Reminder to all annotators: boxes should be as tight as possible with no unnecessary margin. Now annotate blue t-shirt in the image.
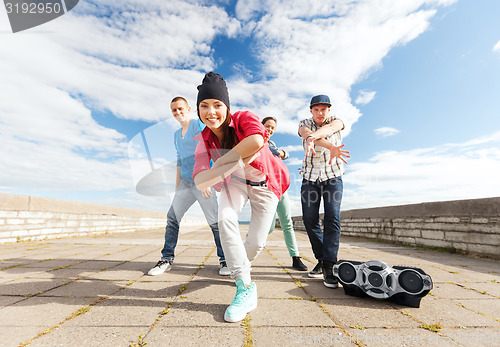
[174,119,205,183]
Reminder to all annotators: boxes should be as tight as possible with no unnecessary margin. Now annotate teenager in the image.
[298,94,350,288]
[262,116,307,271]
[148,97,230,276]
[193,72,290,322]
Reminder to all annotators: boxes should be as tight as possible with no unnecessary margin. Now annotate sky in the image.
[1,0,500,219]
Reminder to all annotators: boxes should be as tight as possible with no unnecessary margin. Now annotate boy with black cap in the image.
[298,95,350,288]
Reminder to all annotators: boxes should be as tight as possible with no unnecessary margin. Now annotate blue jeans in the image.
[300,177,343,263]
[161,179,225,263]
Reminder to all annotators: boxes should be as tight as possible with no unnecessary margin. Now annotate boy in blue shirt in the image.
[148,97,229,276]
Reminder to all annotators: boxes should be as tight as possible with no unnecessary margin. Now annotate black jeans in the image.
[300,177,343,263]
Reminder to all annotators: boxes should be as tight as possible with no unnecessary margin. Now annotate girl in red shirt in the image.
[193,72,290,323]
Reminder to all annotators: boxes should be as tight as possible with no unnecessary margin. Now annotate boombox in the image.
[333,260,433,308]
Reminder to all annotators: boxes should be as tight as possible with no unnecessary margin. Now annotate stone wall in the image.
[0,193,173,243]
[291,197,500,259]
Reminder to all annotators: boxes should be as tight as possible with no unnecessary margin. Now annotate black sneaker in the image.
[308,261,323,278]
[292,256,308,271]
[322,261,338,288]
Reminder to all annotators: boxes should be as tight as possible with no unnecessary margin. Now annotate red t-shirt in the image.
[193,110,290,199]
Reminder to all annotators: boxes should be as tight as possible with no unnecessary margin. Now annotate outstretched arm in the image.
[193,152,260,191]
[212,134,264,168]
[194,134,264,190]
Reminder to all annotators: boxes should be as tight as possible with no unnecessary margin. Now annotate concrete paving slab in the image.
[464,281,500,297]
[41,267,99,280]
[0,296,97,338]
[1,226,499,346]
[401,296,498,327]
[451,298,500,321]
[42,279,127,298]
[257,278,310,299]
[180,278,237,304]
[250,298,336,327]
[113,280,186,299]
[0,277,69,296]
[345,327,439,346]
[0,277,14,285]
[155,299,228,327]
[64,297,166,327]
[0,258,40,268]
[253,327,357,346]
[68,259,124,270]
[19,258,82,270]
[29,326,147,347]
[0,267,48,278]
[145,326,245,347]
[321,297,419,328]
[300,279,350,300]
[112,259,161,272]
[439,327,500,347]
[0,295,25,307]
[139,268,198,282]
[87,269,145,281]
[431,282,493,299]
[0,326,48,347]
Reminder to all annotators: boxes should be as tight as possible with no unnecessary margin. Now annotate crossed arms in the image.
[193,134,264,191]
[298,119,350,164]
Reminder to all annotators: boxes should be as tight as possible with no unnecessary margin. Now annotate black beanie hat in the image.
[196,72,230,111]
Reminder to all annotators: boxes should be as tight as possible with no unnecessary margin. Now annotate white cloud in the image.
[355,90,376,105]
[0,0,458,212]
[284,157,303,166]
[280,145,304,153]
[0,1,237,210]
[493,40,500,54]
[374,127,400,137]
[342,131,500,210]
[229,0,454,136]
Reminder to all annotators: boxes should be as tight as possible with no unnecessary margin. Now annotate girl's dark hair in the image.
[261,116,277,125]
[198,108,238,149]
[219,110,238,149]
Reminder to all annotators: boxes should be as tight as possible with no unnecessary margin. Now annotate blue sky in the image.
[1,0,499,218]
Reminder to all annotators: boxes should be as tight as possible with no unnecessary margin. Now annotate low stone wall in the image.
[291,197,500,259]
[0,193,172,243]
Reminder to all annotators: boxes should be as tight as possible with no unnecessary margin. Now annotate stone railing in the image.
[290,197,500,259]
[1,193,175,243]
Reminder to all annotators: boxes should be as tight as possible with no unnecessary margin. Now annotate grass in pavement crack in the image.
[129,334,148,347]
[242,315,254,347]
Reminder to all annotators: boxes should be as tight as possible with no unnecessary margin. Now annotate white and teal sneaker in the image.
[224,279,257,323]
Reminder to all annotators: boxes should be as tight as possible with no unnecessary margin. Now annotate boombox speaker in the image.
[333,260,433,308]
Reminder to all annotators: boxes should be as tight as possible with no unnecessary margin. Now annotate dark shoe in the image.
[308,261,323,278]
[322,261,338,288]
[292,256,308,271]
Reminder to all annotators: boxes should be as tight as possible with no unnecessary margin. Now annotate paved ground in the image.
[0,225,499,347]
